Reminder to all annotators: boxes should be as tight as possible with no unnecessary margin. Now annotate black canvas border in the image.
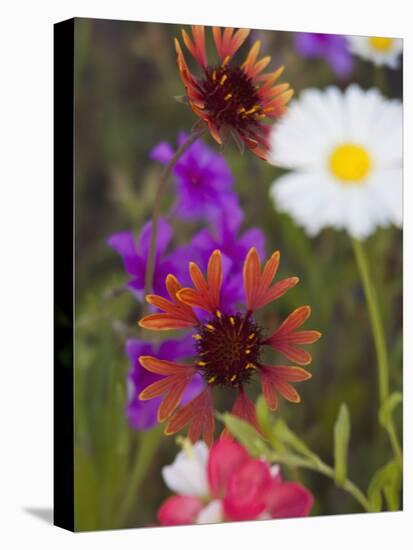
[53,17,75,532]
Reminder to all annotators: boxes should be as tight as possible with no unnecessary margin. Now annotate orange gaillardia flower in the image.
[138,248,320,445]
[175,26,293,160]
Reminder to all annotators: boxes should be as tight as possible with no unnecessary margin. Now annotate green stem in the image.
[269,452,371,512]
[374,65,387,95]
[352,239,402,466]
[117,426,163,527]
[143,127,206,310]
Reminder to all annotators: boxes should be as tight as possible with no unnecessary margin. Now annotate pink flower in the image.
[158,438,313,526]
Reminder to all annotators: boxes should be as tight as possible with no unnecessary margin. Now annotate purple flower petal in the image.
[150,141,174,164]
[151,132,235,226]
[294,32,353,79]
[107,231,143,276]
[158,334,196,360]
[326,47,353,78]
[190,212,266,311]
[108,217,185,300]
[138,217,172,259]
[239,227,266,260]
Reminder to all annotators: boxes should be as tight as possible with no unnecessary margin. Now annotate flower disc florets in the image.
[194,311,264,387]
[201,65,263,131]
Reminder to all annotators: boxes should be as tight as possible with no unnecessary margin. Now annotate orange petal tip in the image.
[158,409,168,423]
[138,390,150,401]
[138,355,151,367]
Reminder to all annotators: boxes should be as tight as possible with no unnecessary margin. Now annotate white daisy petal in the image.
[270,88,345,170]
[370,168,403,227]
[162,441,209,497]
[369,101,403,165]
[270,172,343,236]
[268,86,402,240]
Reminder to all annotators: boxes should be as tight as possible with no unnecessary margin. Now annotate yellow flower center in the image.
[329,143,371,183]
[368,36,394,52]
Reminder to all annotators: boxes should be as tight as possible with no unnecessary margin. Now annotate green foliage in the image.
[368,460,402,512]
[274,419,323,469]
[218,413,268,456]
[379,392,402,428]
[334,404,351,487]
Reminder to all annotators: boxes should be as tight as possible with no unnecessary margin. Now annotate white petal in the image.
[162,441,209,497]
[369,101,403,165]
[196,500,223,524]
[369,168,403,227]
[269,87,345,170]
[270,171,345,236]
[340,185,379,239]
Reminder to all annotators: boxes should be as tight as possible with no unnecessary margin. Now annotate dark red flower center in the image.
[194,311,263,387]
[199,64,264,130]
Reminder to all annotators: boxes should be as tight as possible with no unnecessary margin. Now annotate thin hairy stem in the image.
[143,128,206,309]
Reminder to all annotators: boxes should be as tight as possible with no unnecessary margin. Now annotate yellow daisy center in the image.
[329,143,371,183]
[368,36,394,52]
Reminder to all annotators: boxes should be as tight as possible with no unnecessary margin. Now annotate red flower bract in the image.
[138,247,321,445]
[158,438,314,525]
[175,26,293,160]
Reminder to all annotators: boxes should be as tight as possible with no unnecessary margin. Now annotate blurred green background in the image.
[73,18,402,531]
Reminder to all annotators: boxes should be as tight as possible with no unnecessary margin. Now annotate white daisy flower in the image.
[347,35,403,68]
[269,85,402,240]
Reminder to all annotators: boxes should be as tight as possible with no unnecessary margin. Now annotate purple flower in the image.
[108,218,190,300]
[125,336,204,430]
[294,33,353,78]
[190,208,266,311]
[150,132,240,228]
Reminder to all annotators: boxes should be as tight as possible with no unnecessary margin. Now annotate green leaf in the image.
[334,403,351,487]
[255,395,272,436]
[219,413,269,456]
[368,460,401,512]
[378,392,402,428]
[273,419,322,467]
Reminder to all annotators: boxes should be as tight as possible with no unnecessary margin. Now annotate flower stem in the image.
[375,65,386,95]
[352,239,402,466]
[143,127,206,306]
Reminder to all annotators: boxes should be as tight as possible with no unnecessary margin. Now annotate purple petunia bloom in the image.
[190,208,266,311]
[294,32,353,79]
[125,336,204,430]
[107,218,190,300]
[150,132,240,228]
